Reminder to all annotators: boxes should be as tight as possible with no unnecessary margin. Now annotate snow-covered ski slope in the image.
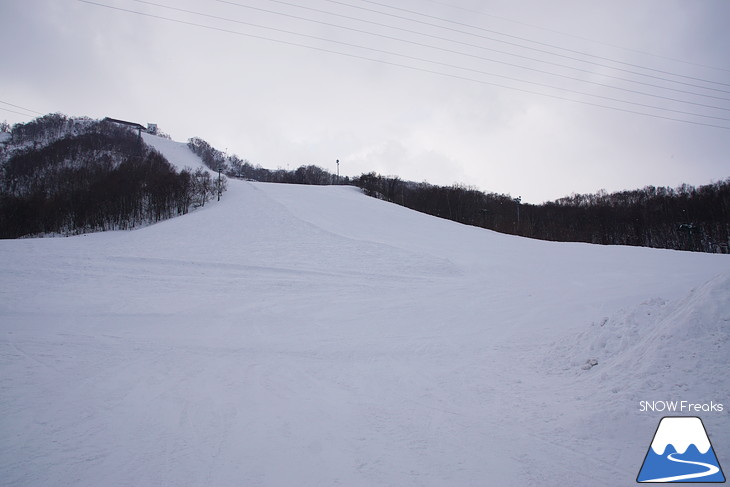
[1,135,728,486]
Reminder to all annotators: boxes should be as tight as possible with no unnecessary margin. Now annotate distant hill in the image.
[0,114,220,238]
[3,113,727,252]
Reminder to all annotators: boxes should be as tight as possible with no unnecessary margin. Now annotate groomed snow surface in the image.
[1,136,728,486]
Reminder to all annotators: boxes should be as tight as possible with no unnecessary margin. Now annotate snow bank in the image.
[550,272,729,402]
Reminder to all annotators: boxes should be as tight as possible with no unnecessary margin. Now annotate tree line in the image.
[0,115,220,238]
[9,115,721,251]
[187,136,346,186]
[352,172,730,253]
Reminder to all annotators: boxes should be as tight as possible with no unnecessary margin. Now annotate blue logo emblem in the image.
[637,416,725,483]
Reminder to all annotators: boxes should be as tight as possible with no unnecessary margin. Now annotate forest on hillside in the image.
[352,173,730,253]
[2,115,727,252]
[0,114,220,238]
[187,137,345,186]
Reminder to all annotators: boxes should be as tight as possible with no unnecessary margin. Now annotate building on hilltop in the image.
[103,117,146,132]
[103,117,157,144]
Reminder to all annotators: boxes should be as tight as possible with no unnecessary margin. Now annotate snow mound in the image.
[551,272,730,402]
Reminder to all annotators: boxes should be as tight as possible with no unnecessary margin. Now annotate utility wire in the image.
[247,0,730,102]
[420,0,730,74]
[348,0,730,88]
[120,0,730,122]
[0,107,36,118]
[320,0,730,94]
[208,0,730,109]
[0,100,44,115]
[77,0,730,130]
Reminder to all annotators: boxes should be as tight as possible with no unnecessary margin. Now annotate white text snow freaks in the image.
[639,401,723,413]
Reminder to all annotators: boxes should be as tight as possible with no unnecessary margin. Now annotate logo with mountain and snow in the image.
[637,417,725,483]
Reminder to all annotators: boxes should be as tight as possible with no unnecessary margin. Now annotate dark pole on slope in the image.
[219,149,227,201]
[217,165,222,202]
[336,159,340,184]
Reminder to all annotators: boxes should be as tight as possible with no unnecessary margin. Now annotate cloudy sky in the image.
[2,0,729,202]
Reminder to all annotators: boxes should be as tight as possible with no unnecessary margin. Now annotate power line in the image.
[249,0,730,102]
[118,0,730,122]
[348,0,730,88]
[0,107,36,118]
[0,100,44,116]
[77,0,730,129]
[320,0,730,95]
[420,0,730,74]
[206,0,730,110]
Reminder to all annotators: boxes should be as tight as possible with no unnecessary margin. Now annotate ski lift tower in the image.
[336,159,340,184]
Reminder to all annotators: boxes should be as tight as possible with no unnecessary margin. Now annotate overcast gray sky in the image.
[2,0,729,202]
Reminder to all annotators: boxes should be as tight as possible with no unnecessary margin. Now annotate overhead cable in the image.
[419,0,730,74]
[343,0,730,88]
[208,0,730,106]
[77,0,730,130]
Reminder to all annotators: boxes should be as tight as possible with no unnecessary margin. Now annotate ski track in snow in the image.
[1,136,729,486]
